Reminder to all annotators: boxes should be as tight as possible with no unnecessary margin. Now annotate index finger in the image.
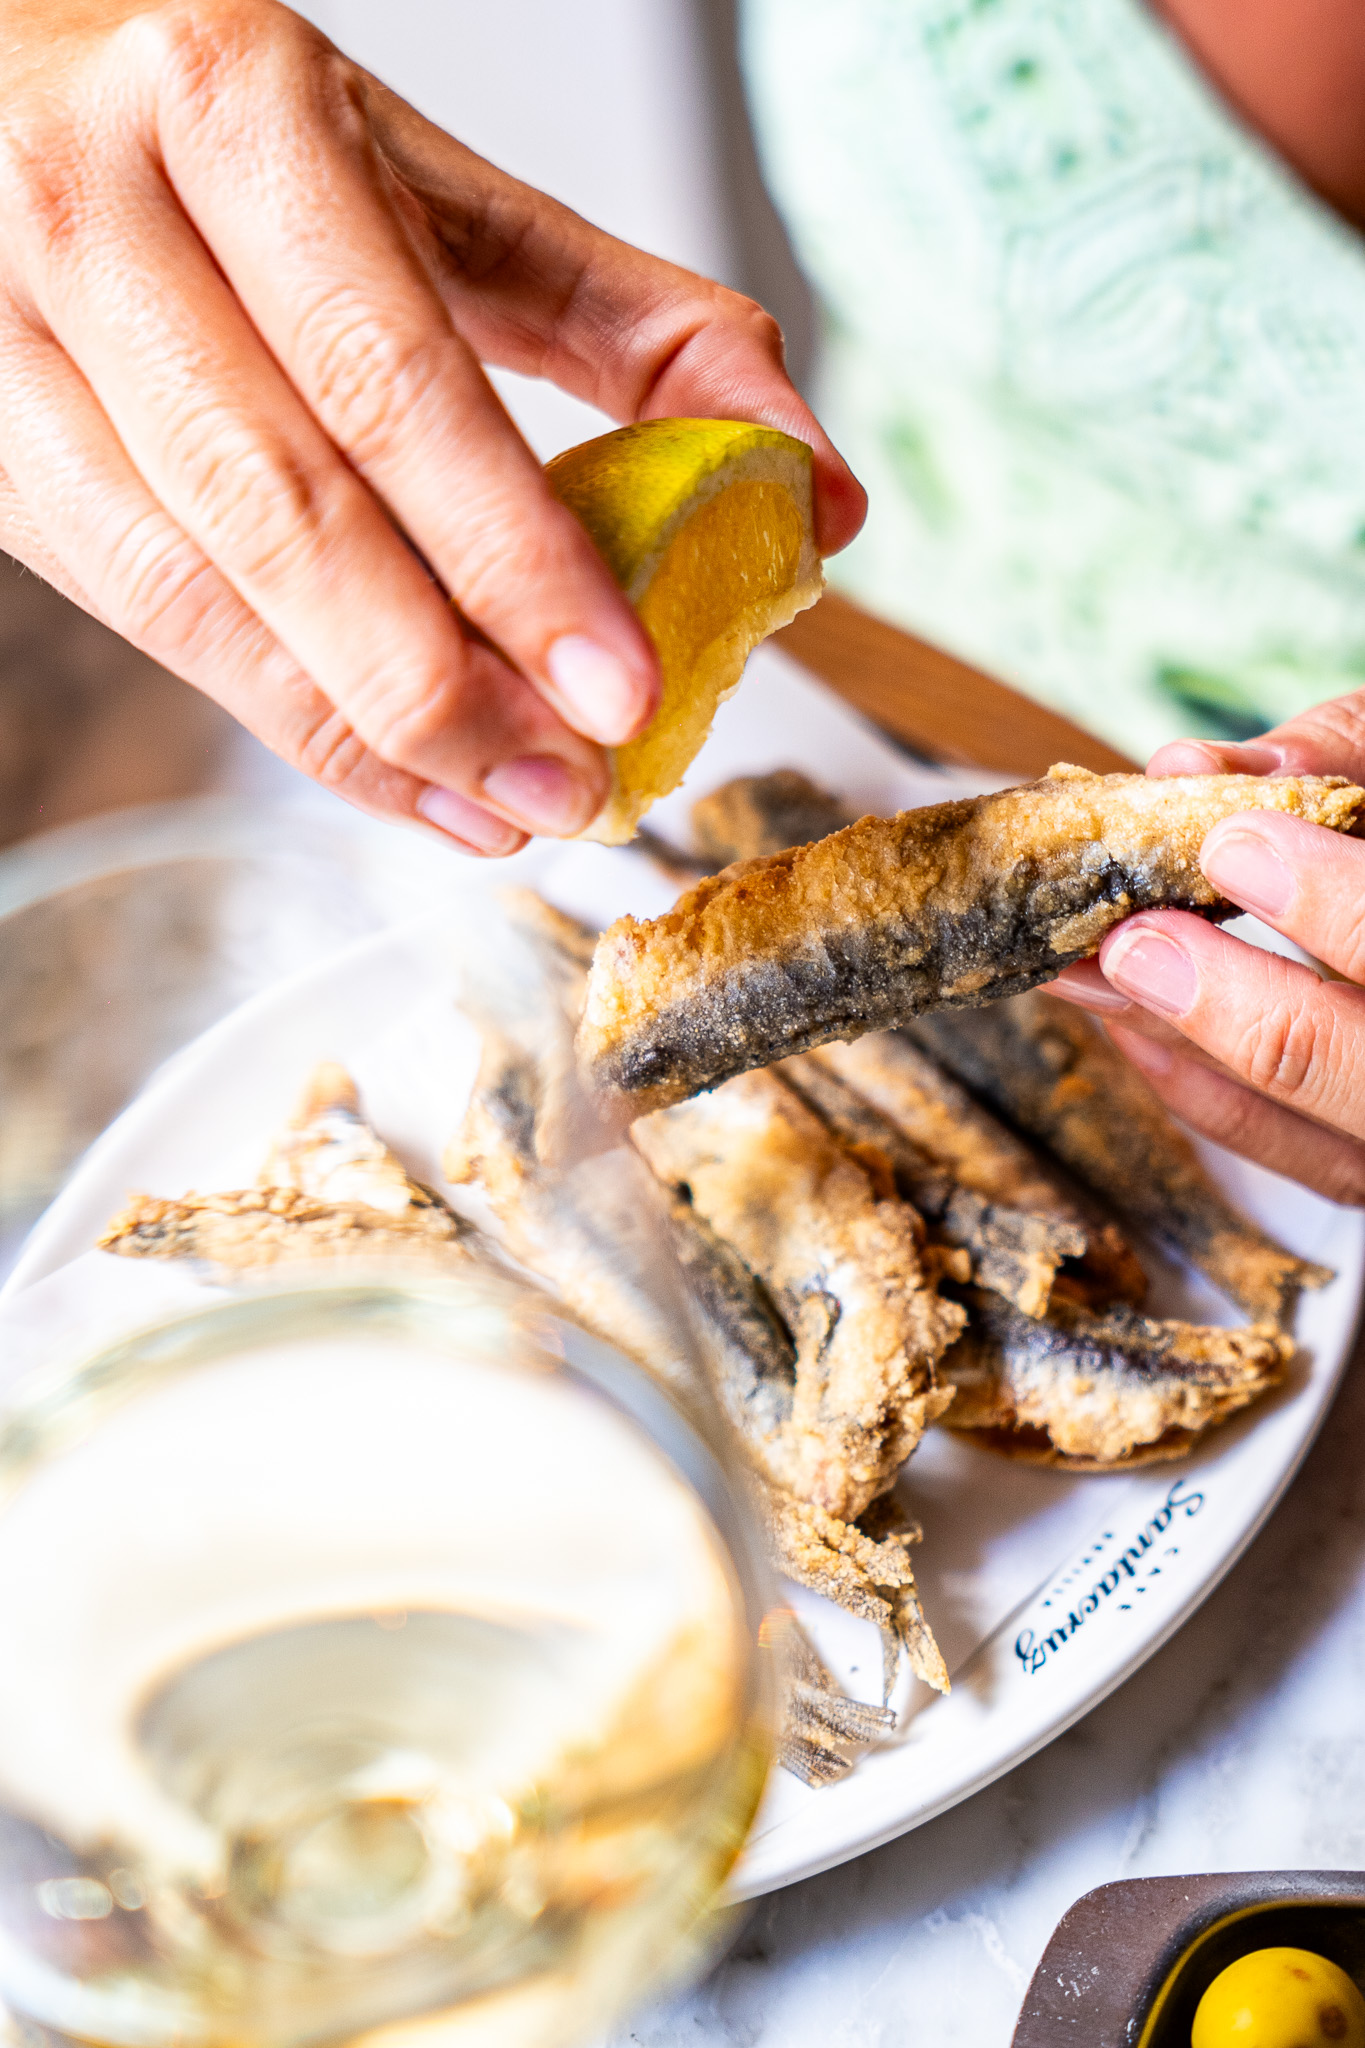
[1098,909,1365,1143]
[358,74,867,556]
[1147,688,1365,785]
[146,13,661,749]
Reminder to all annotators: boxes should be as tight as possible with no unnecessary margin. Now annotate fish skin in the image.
[909,992,1332,1325]
[447,1009,940,1759]
[632,1068,964,1521]
[579,766,1365,1113]
[797,1032,1146,1309]
[659,1186,796,1447]
[778,1049,1086,1319]
[943,1287,1293,1467]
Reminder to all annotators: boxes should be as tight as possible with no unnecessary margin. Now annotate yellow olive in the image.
[1191,1946,1365,2047]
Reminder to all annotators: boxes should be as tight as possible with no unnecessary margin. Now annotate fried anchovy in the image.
[778,1050,1086,1318]
[943,1287,1293,1468]
[633,1068,963,1520]
[100,1064,475,1274]
[692,768,854,866]
[579,765,1365,1113]
[909,992,1332,1324]
[807,1031,1146,1310]
[446,1020,928,1762]
[98,1185,472,1271]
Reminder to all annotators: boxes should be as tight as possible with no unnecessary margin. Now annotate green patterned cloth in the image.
[742,0,1365,757]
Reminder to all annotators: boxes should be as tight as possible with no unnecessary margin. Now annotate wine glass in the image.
[0,1266,775,2048]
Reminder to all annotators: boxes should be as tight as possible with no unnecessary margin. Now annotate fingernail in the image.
[416,784,525,855]
[483,754,600,836]
[546,635,653,745]
[1050,965,1133,1014]
[1103,929,1198,1017]
[1202,827,1295,917]
[1216,742,1284,775]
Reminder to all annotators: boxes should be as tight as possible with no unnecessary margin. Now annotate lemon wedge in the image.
[546,418,823,844]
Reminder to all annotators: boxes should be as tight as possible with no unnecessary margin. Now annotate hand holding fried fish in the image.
[580,764,1364,1114]
[1049,701,1365,1208]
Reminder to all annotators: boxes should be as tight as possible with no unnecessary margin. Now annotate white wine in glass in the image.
[0,1271,774,2048]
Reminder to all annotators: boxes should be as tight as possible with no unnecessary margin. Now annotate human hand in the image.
[1050,696,1365,1204]
[0,0,864,854]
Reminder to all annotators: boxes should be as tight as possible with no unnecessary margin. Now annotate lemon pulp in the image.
[546,419,822,844]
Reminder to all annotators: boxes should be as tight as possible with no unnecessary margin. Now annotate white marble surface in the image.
[614,1317,1365,2047]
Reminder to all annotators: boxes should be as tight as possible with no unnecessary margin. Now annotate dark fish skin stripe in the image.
[956,1287,1284,1387]
[909,993,1330,1323]
[659,1188,796,1443]
[594,876,1234,1102]
[778,1052,1087,1317]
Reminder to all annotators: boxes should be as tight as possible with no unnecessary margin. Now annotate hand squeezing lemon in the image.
[546,418,823,844]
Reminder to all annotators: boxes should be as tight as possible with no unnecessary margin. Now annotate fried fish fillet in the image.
[804,1031,1146,1308]
[632,1069,964,1520]
[692,768,853,866]
[446,1015,945,1742]
[98,1185,471,1270]
[100,1064,475,1273]
[656,1166,949,1694]
[943,1287,1293,1468]
[909,993,1332,1324]
[777,1050,1087,1318]
[579,765,1365,1112]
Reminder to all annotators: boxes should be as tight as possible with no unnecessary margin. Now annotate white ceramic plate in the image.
[5,647,1362,1899]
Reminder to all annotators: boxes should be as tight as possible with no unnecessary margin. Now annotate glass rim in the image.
[0,1261,777,1678]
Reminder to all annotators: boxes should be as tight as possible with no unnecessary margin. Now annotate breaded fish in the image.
[657,1157,948,1694]
[446,1017,944,1742]
[808,1032,1146,1309]
[909,993,1332,1324]
[767,1489,948,1696]
[579,765,1365,1113]
[692,768,854,866]
[943,1287,1293,1468]
[631,1069,964,1520]
[98,1185,471,1270]
[100,1064,475,1273]
[777,1049,1087,1318]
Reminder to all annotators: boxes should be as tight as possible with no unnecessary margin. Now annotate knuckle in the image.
[1239,994,1326,1099]
[297,705,371,791]
[104,509,223,650]
[122,0,326,119]
[166,404,337,584]
[296,301,449,464]
[1321,900,1365,986]
[342,651,461,768]
[0,120,97,262]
